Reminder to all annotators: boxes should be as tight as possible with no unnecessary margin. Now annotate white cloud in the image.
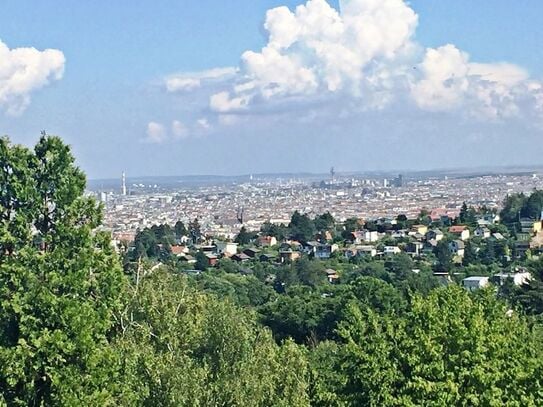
[144,118,213,143]
[211,0,418,111]
[0,39,65,115]
[145,121,167,144]
[210,91,250,113]
[197,118,211,130]
[199,0,542,124]
[165,67,237,92]
[410,44,470,111]
[410,44,533,119]
[171,120,189,139]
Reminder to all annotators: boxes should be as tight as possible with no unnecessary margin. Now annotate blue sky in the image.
[1,0,542,179]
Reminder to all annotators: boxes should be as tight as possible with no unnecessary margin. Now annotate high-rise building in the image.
[121,172,127,196]
[394,174,404,188]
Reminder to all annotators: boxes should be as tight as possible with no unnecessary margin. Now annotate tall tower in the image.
[121,172,127,196]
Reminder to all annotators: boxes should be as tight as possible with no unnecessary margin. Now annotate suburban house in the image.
[231,253,251,263]
[429,208,459,223]
[357,245,378,258]
[462,276,490,291]
[314,243,339,259]
[177,235,191,245]
[242,248,261,258]
[474,227,491,239]
[515,238,531,259]
[411,225,428,235]
[303,241,321,255]
[199,245,216,254]
[215,241,238,256]
[206,254,218,267]
[257,236,277,247]
[259,253,276,262]
[287,241,303,251]
[345,245,377,258]
[351,230,380,243]
[423,239,438,254]
[170,245,189,257]
[449,225,470,241]
[317,231,334,241]
[383,246,401,256]
[491,271,532,287]
[324,269,340,284]
[520,219,542,235]
[425,229,444,242]
[178,254,196,264]
[390,230,408,239]
[449,240,465,257]
[406,241,424,256]
[476,213,500,226]
[279,249,301,263]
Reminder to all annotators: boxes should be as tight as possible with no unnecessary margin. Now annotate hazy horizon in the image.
[87,163,543,185]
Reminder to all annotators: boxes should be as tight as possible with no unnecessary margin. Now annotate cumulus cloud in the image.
[0,39,65,115]
[165,67,237,92]
[209,91,250,113]
[171,120,189,139]
[199,0,542,124]
[196,118,211,130]
[144,118,212,143]
[210,0,418,112]
[145,122,167,143]
[410,44,532,119]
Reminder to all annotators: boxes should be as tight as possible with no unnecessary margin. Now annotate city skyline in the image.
[1,0,543,179]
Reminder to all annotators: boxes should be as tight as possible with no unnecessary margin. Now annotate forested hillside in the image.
[2,136,543,406]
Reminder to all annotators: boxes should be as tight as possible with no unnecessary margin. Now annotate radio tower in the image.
[121,172,127,196]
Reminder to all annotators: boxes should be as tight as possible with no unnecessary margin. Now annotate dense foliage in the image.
[0,136,125,405]
[3,136,543,405]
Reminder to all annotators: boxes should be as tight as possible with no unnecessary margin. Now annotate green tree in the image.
[482,239,497,265]
[462,239,478,266]
[195,251,209,271]
[335,286,543,405]
[133,228,159,258]
[174,220,187,240]
[459,202,477,226]
[342,217,361,240]
[289,211,316,242]
[234,226,256,245]
[416,209,431,225]
[349,276,406,314]
[500,193,526,231]
[259,285,352,344]
[314,212,335,233]
[117,271,310,406]
[188,217,201,243]
[0,135,126,405]
[434,240,452,271]
[394,214,408,230]
[260,221,287,241]
[295,257,326,287]
[384,253,414,280]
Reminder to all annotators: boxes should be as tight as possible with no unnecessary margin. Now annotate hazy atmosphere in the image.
[1,0,543,178]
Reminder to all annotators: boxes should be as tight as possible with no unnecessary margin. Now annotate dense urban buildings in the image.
[92,171,543,242]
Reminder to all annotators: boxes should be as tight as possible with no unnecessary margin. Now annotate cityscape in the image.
[93,169,543,244]
[3,0,543,404]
